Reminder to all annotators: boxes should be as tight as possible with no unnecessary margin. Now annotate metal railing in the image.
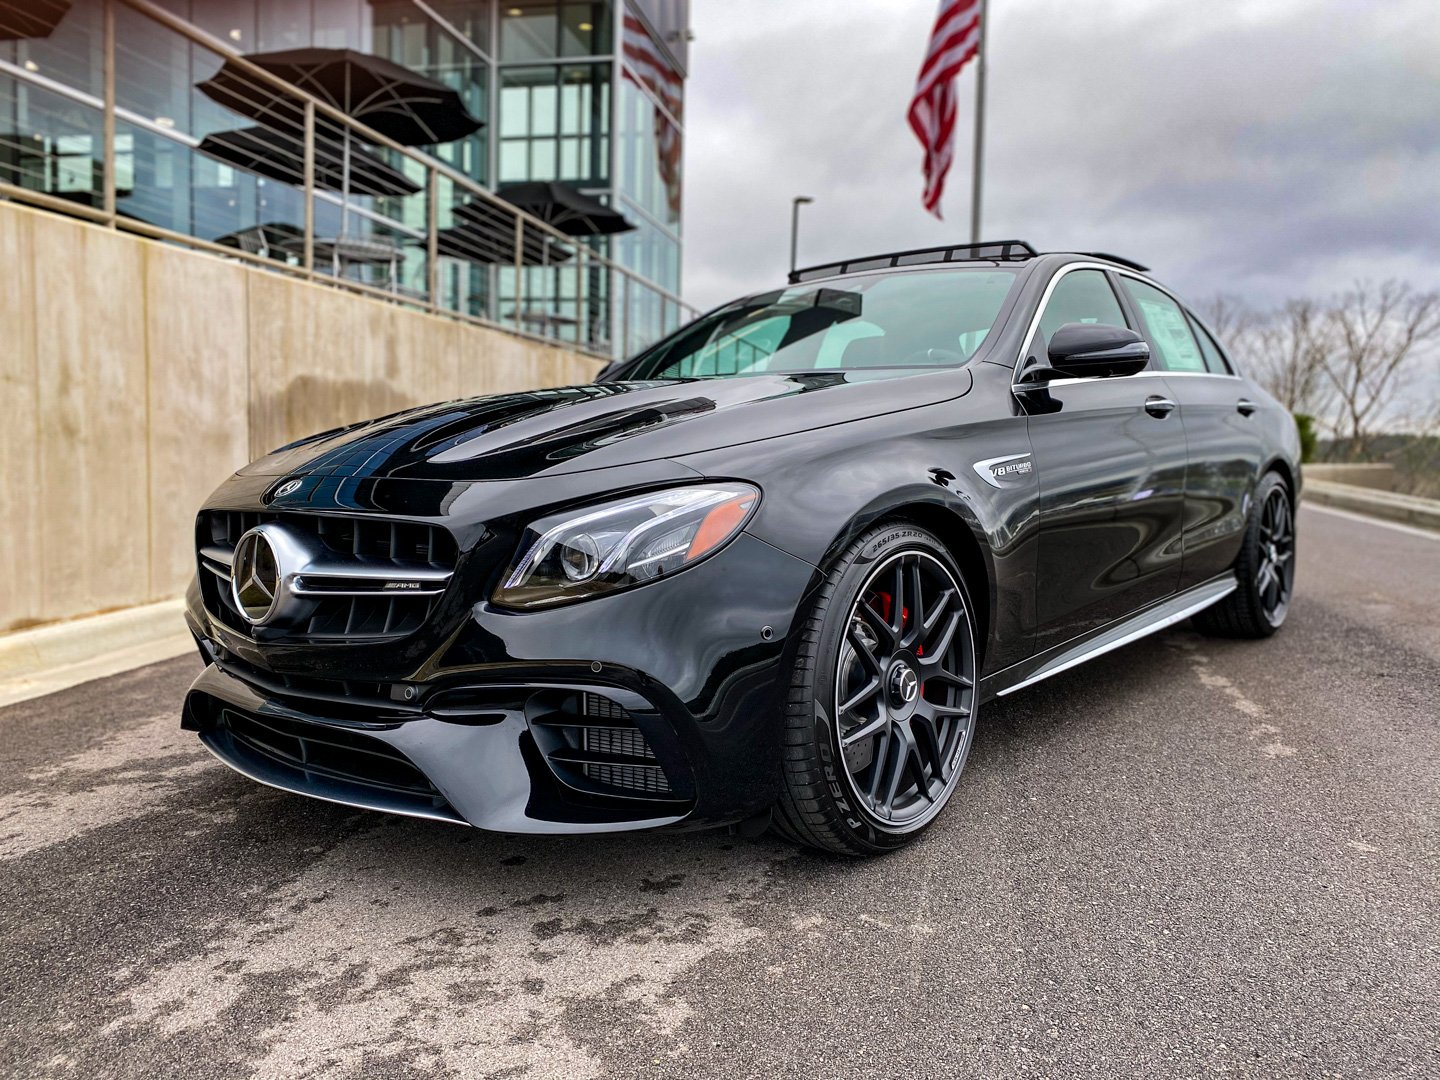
[0,0,696,360]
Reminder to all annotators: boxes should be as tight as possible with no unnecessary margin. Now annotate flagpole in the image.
[969,0,988,244]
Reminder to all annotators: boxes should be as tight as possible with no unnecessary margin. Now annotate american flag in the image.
[908,0,983,218]
[623,14,685,220]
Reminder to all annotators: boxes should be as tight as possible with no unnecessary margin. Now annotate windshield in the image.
[616,268,1018,380]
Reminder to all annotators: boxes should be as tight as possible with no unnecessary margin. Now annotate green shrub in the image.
[1294,413,1318,463]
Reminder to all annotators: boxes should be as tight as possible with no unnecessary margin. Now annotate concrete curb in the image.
[0,600,192,709]
[1302,480,1440,531]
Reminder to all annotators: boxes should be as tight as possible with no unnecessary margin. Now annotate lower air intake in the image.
[581,760,673,795]
[529,690,680,802]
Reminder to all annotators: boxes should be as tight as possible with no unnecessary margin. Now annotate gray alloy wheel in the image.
[1194,471,1296,639]
[1254,483,1296,627]
[773,523,979,855]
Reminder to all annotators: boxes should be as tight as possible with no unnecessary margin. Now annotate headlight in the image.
[494,483,760,609]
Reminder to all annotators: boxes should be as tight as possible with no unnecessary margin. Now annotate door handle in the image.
[1144,395,1177,418]
[1237,398,1258,416]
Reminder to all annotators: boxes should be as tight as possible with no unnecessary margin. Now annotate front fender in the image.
[674,382,1038,677]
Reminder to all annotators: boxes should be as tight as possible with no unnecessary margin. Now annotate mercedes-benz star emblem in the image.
[231,528,282,624]
[273,478,304,499]
[892,664,919,704]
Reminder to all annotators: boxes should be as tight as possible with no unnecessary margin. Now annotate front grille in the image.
[197,510,457,642]
[529,690,679,802]
[218,708,452,812]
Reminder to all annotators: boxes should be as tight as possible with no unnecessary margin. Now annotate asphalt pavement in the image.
[1,504,1436,1079]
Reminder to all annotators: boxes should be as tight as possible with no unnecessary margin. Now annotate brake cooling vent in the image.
[582,723,653,760]
[580,760,673,795]
[528,691,681,802]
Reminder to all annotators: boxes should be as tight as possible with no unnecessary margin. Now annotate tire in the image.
[772,523,980,856]
[1193,471,1296,639]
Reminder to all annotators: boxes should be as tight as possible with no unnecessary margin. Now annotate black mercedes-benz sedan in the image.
[182,240,1300,855]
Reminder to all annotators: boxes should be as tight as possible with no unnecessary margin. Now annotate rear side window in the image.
[1037,270,1128,345]
[1119,278,1206,372]
[1187,315,1234,374]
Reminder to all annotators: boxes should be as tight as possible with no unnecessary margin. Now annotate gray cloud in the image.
[681,0,1440,313]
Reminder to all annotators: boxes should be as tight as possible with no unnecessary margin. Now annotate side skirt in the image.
[980,574,1238,701]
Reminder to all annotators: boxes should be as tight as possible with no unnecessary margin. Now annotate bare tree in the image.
[1250,300,1335,418]
[1197,293,1257,343]
[1205,295,1333,419]
[1320,281,1440,456]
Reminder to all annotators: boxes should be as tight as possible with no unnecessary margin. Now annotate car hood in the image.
[238,368,973,482]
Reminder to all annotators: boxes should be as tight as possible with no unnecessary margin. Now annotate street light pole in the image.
[790,196,814,278]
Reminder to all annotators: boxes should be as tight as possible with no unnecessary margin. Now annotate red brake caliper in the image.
[874,592,923,693]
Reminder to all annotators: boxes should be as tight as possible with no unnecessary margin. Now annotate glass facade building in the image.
[0,0,691,354]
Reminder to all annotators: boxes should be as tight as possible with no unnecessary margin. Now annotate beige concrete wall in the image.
[1303,463,1396,491]
[0,201,603,633]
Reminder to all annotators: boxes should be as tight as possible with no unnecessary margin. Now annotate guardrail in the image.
[0,0,696,360]
[1303,480,1440,532]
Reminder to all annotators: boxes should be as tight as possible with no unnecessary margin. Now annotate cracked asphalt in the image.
[1,504,1436,1079]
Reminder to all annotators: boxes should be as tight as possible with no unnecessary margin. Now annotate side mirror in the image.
[1045,323,1150,379]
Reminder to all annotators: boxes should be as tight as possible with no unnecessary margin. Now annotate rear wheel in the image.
[1194,471,1296,638]
[773,523,979,856]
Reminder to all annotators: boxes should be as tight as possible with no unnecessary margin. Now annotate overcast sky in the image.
[680,0,1440,314]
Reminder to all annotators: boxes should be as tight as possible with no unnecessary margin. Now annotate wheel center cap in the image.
[888,661,919,707]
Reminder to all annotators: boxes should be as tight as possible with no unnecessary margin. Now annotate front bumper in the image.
[183,531,822,834]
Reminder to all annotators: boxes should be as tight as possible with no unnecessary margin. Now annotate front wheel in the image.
[772,523,979,856]
[1194,471,1296,638]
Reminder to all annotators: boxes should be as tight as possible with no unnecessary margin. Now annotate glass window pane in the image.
[530,82,558,136]
[371,2,489,185]
[1188,315,1233,374]
[1038,270,1127,343]
[501,79,530,129]
[428,1,492,57]
[500,64,607,183]
[499,139,527,181]
[114,4,190,126]
[257,0,309,51]
[1120,278,1207,372]
[187,3,258,53]
[560,2,609,56]
[625,270,1020,380]
[501,3,558,61]
[560,79,583,134]
[5,0,104,98]
[310,0,364,48]
[559,136,578,177]
[618,71,679,226]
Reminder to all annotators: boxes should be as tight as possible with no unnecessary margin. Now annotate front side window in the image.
[1120,278,1207,372]
[1036,269,1128,347]
[618,269,1019,380]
